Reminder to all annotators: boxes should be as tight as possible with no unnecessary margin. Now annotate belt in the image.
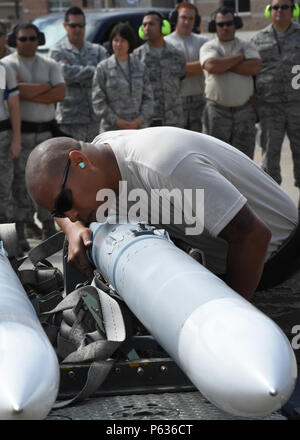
[182,95,204,104]
[0,119,11,132]
[207,99,252,112]
[21,120,54,133]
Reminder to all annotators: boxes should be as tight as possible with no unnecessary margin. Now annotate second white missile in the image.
[89,219,297,418]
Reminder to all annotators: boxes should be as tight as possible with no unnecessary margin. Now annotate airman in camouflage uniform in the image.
[92,53,153,133]
[134,11,185,127]
[49,6,108,142]
[200,7,261,159]
[0,61,21,224]
[251,0,300,190]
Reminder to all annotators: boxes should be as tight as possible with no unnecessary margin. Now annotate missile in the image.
[89,219,297,418]
[0,242,59,420]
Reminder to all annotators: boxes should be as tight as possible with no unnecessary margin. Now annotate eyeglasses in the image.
[216,20,235,27]
[51,159,73,218]
[65,22,86,28]
[17,36,38,42]
[271,4,292,10]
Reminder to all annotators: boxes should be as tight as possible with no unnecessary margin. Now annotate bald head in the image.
[25,137,82,202]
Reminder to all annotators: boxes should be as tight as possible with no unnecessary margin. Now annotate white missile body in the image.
[90,219,297,418]
[0,243,59,420]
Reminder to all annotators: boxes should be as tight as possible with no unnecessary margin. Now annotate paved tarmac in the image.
[22,134,300,422]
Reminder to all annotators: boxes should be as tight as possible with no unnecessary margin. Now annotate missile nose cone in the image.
[178,297,297,418]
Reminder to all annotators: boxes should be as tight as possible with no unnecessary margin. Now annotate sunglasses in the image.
[216,20,235,27]
[65,22,86,28]
[17,36,38,42]
[51,159,73,218]
[271,4,292,10]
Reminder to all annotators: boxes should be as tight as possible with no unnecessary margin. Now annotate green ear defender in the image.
[138,19,171,40]
[264,3,300,19]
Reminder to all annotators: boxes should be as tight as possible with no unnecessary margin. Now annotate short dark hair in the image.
[215,6,235,18]
[64,6,85,23]
[15,23,39,37]
[0,22,7,34]
[142,10,164,25]
[109,21,137,53]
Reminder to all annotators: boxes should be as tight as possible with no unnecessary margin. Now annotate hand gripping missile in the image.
[0,243,59,420]
[90,219,297,418]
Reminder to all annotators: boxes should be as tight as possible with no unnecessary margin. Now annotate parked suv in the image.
[32,8,172,55]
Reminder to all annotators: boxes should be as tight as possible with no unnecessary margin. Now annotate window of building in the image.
[222,0,251,14]
[48,1,71,12]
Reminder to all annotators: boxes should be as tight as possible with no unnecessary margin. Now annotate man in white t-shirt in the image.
[200,7,261,158]
[25,127,299,301]
[165,3,208,131]
[2,23,66,247]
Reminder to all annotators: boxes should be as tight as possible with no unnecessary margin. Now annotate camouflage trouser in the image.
[14,131,53,223]
[58,122,100,143]
[257,101,300,187]
[182,96,206,132]
[202,100,257,159]
[0,130,14,223]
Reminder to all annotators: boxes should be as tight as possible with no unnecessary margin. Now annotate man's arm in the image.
[18,82,51,100]
[7,94,21,158]
[55,218,94,280]
[218,204,271,301]
[203,52,244,74]
[186,60,204,77]
[230,58,261,76]
[30,83,66,104]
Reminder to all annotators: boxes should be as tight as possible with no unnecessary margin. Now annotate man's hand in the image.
[9,139,21,158]
[58,220,94,280]
[218,204,271,300]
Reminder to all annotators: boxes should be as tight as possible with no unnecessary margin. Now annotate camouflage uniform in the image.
[134,41,185,127]
[49,40,108,142]
[92,54,153,133]
[252,23,300,187]
[0,61,19,223]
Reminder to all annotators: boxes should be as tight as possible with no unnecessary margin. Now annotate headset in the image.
[138,11,171,40]
[208,7,243,33]
[8,24,46,47]
[264,2,300,19]
[168,2,201,31]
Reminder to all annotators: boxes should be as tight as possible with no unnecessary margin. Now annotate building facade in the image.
[1,1,297,31]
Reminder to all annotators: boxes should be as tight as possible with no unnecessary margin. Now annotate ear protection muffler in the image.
[7,24,46,47]
[168,3,201,31]
[138,14,171,40]
[208,9,243,33]
[264,3,300,19]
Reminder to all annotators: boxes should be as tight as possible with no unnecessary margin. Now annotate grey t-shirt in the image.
[2,52,64,122]
[165,32,208,97]
[93,127,297,274]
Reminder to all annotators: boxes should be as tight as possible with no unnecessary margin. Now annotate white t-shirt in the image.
[2,52,64,122]
[93,127,297,274]
[164,32,208,97]
[200,36,260,107]
[0,61,19,121]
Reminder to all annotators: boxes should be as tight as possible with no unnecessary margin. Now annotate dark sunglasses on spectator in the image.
[18,36,38,42]
[271,4,292,10]
[65,22,86,28]
[51,159,73,218]
[216,20,235,27]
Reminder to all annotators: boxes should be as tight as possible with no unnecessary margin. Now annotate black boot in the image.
[42,219,57,240]
[24,222,42,240]
[15,222,30,252]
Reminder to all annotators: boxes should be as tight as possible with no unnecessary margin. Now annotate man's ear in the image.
[69,150,92,168]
